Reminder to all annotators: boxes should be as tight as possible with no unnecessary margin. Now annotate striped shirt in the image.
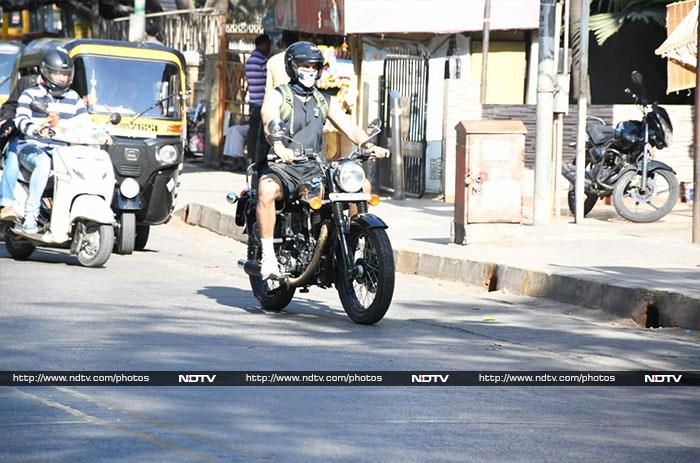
[14,85,90,150]
[245,50,268,108]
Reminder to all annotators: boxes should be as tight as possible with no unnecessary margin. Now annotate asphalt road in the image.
[1,220,699,462]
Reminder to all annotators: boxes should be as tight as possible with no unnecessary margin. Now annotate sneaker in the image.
[260,254,282,280]
[22,214,39,234]
[0,206,18,222]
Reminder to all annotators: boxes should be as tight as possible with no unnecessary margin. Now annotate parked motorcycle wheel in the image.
[247,235,295,311]
[115,213,135,255]
[76,223,114,267]
[4,230,35,260]
[567,188,598,217]
[135,224,150,251]
[336,226,395,325]
[612,169,678,223]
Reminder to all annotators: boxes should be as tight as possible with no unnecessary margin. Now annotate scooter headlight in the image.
[334,161,365,193]
[119,178,140,199]
[156,144,178,164]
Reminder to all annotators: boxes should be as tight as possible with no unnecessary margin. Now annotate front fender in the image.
[621,160,676,176]
[351,213,388,230]
[70,195,115,225]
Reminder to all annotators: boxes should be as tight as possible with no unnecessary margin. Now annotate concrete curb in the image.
[178,203,700,330]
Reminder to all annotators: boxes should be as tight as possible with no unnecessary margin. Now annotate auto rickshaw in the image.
[16,38,187,254]
[0,41,23,105]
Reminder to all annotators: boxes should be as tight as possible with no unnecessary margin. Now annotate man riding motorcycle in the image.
[14,47,93,233]
[258,41,389,280]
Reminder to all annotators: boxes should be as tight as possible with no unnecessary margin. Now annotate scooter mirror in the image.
[110,113,122,125]
[30,101,48,114]
[368,118,381,130]
[631,70,643,86]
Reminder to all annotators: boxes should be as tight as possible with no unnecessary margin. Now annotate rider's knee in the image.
[258,177,280,203]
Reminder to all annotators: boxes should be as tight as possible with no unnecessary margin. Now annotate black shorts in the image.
[260,161,323,200]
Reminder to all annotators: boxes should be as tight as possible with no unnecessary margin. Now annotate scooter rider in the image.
[0,73,39,222]
[14,47,92,233]
[258,41,389,280]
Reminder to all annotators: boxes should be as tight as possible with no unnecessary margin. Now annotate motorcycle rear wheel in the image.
[247,235,295,311]
[567,188,598,217]
[336,226,395,325]
[612,169,678,223]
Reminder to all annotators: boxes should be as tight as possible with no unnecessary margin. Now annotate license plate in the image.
[328,193,370,202]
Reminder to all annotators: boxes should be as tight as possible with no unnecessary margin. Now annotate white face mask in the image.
[297,68,317,89]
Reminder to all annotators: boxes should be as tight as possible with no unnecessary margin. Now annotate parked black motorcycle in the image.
[228,119,395,325]
[562,71,678,222]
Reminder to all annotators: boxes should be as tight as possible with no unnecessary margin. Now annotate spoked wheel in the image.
[247,235,295,311]
[4,228,35,260]
[612,169,678,223]
[76,223,114,267]
[336,226,394,325]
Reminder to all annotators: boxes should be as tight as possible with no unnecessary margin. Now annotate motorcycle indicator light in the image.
[368,194,381,206]
[309,196,323,210]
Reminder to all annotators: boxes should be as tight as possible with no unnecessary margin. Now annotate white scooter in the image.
[3,103,116,267]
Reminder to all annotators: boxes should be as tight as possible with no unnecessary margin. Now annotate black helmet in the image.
[40,47,74,97]
[284,41,324,81]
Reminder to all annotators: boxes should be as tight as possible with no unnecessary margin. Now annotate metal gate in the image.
[378,53,429,197]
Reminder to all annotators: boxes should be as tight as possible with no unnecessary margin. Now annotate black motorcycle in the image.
[562,71,678,222]
[228,119,395,325]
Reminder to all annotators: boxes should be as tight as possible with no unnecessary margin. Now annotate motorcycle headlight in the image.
[120,178,140,199]
[334,161,365,193]
[156,144,178,164]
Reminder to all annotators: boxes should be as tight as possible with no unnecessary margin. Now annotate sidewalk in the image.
[176,163,700,329]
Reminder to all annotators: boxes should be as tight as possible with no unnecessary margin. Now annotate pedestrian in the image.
[244,34,271,165]
[264,31,299,97]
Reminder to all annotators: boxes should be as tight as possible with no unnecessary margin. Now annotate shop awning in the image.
[275,0,540,35]
[655,0,697,93]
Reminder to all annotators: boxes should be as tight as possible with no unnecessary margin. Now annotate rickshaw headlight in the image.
[157,144,178,164]
[334,161,365,193]
[120,178,140,198]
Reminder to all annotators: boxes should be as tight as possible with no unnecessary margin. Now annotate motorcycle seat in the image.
[586,122,614,145]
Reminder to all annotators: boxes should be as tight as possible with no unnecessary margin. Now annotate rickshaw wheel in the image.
[116,213,135,255]
[135,224,150,251]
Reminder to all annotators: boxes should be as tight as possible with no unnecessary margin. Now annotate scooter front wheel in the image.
[76,223,114,267]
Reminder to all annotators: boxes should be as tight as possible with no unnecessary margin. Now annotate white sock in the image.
[261,238,275,260]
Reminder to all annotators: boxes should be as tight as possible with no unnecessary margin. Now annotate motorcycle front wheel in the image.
[247,235,295,311]
[612,169,678,223]
[336,226,395,325]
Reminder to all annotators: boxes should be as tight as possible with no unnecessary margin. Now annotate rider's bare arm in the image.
[327,101,390,158]
[261,89,294,162]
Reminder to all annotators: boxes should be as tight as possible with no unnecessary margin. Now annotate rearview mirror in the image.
[631,70,643,86]
[368,118,381,131]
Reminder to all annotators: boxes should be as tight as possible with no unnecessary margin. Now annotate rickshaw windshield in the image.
[73,54,182,120]
[0,53,17,95]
